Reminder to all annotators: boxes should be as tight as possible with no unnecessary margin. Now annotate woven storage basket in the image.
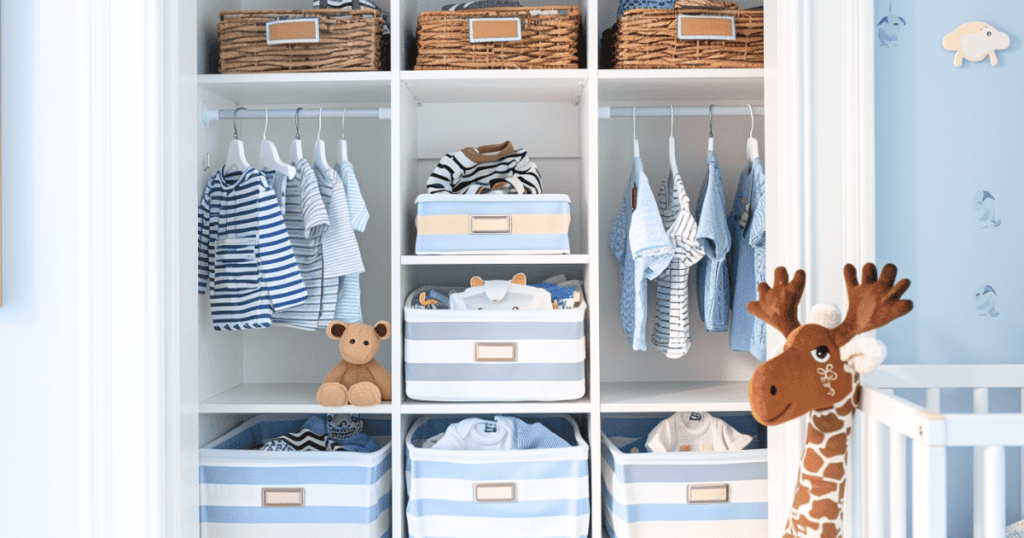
[219,10,384,73]
[608,2,763,69]
[415,6,581,70]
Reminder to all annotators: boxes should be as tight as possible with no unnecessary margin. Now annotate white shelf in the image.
[198,72,391,105]
[601,381,753,412]
[598,68,764,104]
[401,254,590,265]
[199,383,393,414]
[401,396,593,415]
[401,70,587,103]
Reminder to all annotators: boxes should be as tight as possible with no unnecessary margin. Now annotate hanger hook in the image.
[670,105,674,137]
[318,107,323,140]
[748,104,755,138]
[632,105,637,140]
[294,107,303,139]
[263,108,270,140]
[232,107,246,140]
[342,108,347,139]
[708,105,714,138]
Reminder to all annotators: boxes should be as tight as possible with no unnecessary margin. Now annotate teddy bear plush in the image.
[316,320,392,407]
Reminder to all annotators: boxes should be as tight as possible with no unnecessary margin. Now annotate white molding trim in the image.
[842,0,877,269]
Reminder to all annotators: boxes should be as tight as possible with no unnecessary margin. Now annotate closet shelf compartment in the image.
[199,383,394,414]
[601,381,752,412]
[401,254,589,265]
[400,396,593,415]
[197,72,391,105]
[400,69,587,103]
[597,68,764,103]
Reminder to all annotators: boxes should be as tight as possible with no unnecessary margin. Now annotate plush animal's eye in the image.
[363,341,369,346]
[350,339,356,344]
[988,31,992,36]
[812,346,830,363]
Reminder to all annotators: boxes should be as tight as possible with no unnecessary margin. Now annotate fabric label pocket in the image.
[212,237,260,297]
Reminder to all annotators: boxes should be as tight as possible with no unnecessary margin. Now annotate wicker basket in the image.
[414,6,581,70]
[218,10,385,73]
[607,3,763,69]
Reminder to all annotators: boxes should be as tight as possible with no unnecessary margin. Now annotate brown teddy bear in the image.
[316,320,392,407]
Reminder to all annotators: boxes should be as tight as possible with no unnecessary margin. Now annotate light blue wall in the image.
[875,0,1023,534]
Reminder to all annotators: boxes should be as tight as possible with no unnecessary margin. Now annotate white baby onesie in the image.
[429,416,516,451]
[645,412,753,453]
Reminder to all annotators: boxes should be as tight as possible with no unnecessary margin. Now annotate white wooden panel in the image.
[199,383,393,414]
[864,415,884,538]
[944,414,1024,447]
[912,442,947,538]
[416,102,580,159]
[890,430,907,538]
[927,387,941,413]
[866,365,1024,389]
[402,71,586,104]
[860,385,944,445]
[401,397,592,415]
[982,445,1006,538]
[975,388,989,538]
[598,70,764,104]
[198,73,391,105]
[600,381,752,412]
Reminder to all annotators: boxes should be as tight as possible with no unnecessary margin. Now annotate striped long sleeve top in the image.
[426,141,543,195]
[198,167,308,331]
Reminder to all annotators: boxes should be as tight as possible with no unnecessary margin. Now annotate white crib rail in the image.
[858,365,1024,538]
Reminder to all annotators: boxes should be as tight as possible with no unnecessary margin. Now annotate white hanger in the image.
[632,105,640,158]
[289,107,303,164]
[707,105,715,153]
[336,108,349,164]
[225,107,251,173]
[260,109,296,179]
[668,105,679,177]
[666,106,688,237]
[313,107,331,171]
[746,104,760,163]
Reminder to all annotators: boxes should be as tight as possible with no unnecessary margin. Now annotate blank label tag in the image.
[470,215,512,234]
[677,15,736,40]
[475,342,517,362]
[688,484,729,503]
[475,482,517,502]
[262,487,305,507]
[469,18,522,43]
[266,18,320,45]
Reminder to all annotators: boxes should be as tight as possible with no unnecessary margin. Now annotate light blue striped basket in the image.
[199,414,392,538]
[601,414,768,538]
[405,415,590,538]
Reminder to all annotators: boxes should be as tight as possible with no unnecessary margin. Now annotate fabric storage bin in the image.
[414,193,571,255]
[404,286,586,401]
[414,6,582,70]
[218,10,386,73]
[405,415,590,538]
[199,414,392,538]
[601,414,768,537]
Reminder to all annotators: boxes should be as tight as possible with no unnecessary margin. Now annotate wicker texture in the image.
[415,6,581,70]
[219,10,384,73]
[609,5,763,69]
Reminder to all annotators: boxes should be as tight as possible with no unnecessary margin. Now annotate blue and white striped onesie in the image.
[314,161,366,325]
[198,167,308,330]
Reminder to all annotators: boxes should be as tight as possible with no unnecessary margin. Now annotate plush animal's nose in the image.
[770,385,777,396]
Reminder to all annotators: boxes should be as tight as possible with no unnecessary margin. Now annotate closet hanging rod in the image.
[201,104,391,127]
[598,106,764,119]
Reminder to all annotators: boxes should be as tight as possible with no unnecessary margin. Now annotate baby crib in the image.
[855,364,1024,538]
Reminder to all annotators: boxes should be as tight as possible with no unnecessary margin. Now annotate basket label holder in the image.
[475,482,517,502]
[475,342,517,362]
[687,483,729,503]
[469,215,512,234]
[469,18,522,43]
[262,487,305,507]
[266,18,321,45]
[676,14,736,40]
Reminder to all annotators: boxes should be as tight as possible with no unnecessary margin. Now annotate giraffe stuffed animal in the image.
[747,263,913,538]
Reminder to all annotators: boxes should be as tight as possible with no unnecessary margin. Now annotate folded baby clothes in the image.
[312,0,390,34]
[428,416,571,450]
[645,411,752,453]
[410,289,451,310]
[427,141,543,195]
[441,0,521,10]
[259,414,381,453]
[617,0,675,19]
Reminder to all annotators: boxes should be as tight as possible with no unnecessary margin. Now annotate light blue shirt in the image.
[728,159,758,354]
[611,157,674,351]
[694,150,732,332]
[745,158,767,360]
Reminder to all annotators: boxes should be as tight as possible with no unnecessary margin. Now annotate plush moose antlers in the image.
[747,266,806,338]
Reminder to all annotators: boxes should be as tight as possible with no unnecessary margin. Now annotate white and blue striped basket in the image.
[414,193,572,255]
[601,414,768,538]
[405,415,590,538]
[403,288,587,402]
[199,414,392,538]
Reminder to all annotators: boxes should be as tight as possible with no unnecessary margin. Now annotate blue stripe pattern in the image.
[409,459,587,481]
[201,492,391,524]
[405,321,583,341]
[416,233,570,253]
[202,457,390,485]
[417,200,569,217]
[407,498,589,519]
[602,484,767,522]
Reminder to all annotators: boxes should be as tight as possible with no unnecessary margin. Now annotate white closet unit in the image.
[179,0,779,537]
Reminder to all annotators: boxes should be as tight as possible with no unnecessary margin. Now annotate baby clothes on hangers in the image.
[694,150,732,332]
[198,167,308,330]
[314,161,366,325]
[333,158,370,325]
[727,158,758,354]
[651,170,704,359]
[268,159,335,330]
[426,141,543,195]
[611,156,674,351]
[745,157,767,360]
